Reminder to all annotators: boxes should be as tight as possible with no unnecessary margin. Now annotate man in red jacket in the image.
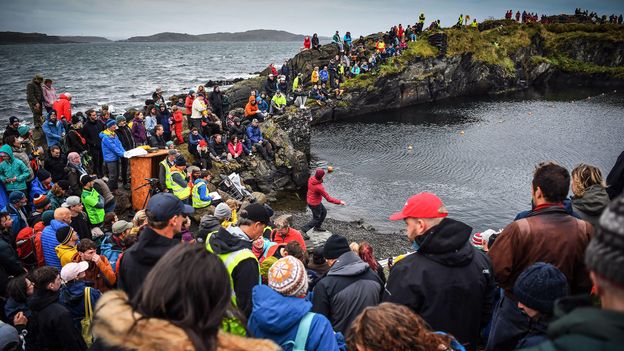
[301,168,345,238]
[52,93,72,123]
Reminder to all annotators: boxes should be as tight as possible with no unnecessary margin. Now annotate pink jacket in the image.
[228,141,243,156]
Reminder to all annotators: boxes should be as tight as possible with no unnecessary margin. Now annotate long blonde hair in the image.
[571,164,606,197]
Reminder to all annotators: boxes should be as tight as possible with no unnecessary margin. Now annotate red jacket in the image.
[303,37,311,49]
[172,110,184,126]
[185,95,194,115]
[270,227,307,251]
[227,141,243,156]
[306,176,341,206]
[53,93,71,121]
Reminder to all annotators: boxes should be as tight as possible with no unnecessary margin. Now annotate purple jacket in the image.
[131,118,147,144]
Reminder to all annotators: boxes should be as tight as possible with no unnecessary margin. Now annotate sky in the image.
[1,0,623,40]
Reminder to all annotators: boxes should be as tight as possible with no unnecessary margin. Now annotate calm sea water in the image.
[311,89,624,232]
[0,41,302,120]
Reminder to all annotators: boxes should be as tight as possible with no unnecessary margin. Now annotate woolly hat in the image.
[268,256,309,297]
[175,156,187,167]
[513,262,569,315]
[214,202,232,220]
[106,119,117,128]
[36,169,51,182]
[72,114,82,125]
[17,125,30,137]
[33,194,50,209]
[323,234,350,259]
[198,139,208,148]
[55,226,74,245]
[9,191,25,204]
[314,168,325,180]
[9,116,20,124]
[57,180,71,191]
[585,195,624,286]
[42,210,55,226]
[471,232,484,250]
[0,321,19,350]
[115,115,126,124]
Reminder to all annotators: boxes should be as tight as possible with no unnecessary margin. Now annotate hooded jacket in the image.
[383,218,495,351]
[11,144,34,182]
[197,214,221,241]
[131,118,147,144]
[82,118,105,149]
[248,285,340,351]
[571,185,609,227]
[246,125,263,144]
[100,130,125,162]
[100,234,123,271]
[0,144,31,192]
[91,290,279,351]
[41,219,68,269]
[306,175,341,206]
[312,251,382,334]
[42,116,65,147]
[115,124,135,151]
[55,243,77,267]
[207,227,259,317]
[117,226,179,299]
[52,93,72,121]
[28,288,87,351]
[59,280,101,332]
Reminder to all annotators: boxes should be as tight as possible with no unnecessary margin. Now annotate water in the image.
[0,41,302,120]
[311,89,624,233]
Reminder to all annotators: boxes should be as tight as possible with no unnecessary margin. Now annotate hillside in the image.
[0,32,71,45]
[122,29,315,42]
[59,36,111,43]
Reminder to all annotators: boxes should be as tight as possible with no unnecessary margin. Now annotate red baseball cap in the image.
[389,192,448,220]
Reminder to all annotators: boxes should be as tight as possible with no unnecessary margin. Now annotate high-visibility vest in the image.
[205,232,259,306]
[170,169,190,200]
[191,180,212,209]
[159,159,173,189]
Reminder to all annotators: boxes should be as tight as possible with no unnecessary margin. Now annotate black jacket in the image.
[209,91,223,117]
[606,150,624,199]
[115,125,135,151]
[312,251,382,334]
[207,227,259,318]
[264,78,277,96]
[148,134,166,149]
[65,129,88,154]
[82,119,105,149]
[117,227,179,299]
[28,289,87,351]
[229,123,246,140]
[383,218,495,351]
[0,236,23,295]
[3,126,20,145]
[44,153,67,182]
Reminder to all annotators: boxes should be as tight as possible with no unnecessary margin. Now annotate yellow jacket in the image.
[55,244,78,267]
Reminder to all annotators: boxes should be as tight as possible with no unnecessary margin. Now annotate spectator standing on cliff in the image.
[26,74,44,129]
[301,169,345,238]
[82,109,105,177]
[42,78,57,114]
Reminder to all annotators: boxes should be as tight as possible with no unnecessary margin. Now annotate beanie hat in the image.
[71,114,81,125]
[57,180,71,191]
[198,139,208,148]
[314,168,325,180]
[42,210,55,226]
[513,262,569,315]
[55,226,74,245]
[36,169,51,182]
[9,191,25,204]
[17,125,30,137]
[0,321,19,350]
[116,115,126,124]
[106,119,117,128]
[260,256,278,284]
[585,195,624,286]
[471,232,484,250]
[33,194,50,209]
[268,256,309,297]
[323,234,350,259]
[175,156,187,166]
[214,202,232,220]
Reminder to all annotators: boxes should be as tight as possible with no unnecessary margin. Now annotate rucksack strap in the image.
[84,287,92,320]
[294,312,315,350]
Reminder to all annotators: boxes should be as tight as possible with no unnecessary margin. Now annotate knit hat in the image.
[268,256,309,297]
[168,149,178,156]
[513,262,569,315]
[323,234,350,259]
[198,139,208,148]
[17,125,30,137]
[55,226,74,245]
[42,210,55,226]
[57,180,71,191]
[36,169,51,182]
[9,191,25,204]
[314,168,325,180]
[33,194,50,209]
[175,156,187,166]
[166,141,174,147]
[585,195,624,286]
[9,116,20,124]
[214,202,232,220]
[116,115,126,124]
[106,119,117,128]
[71,114,81,125]
[471,232,484,249]
[0,321,19,350]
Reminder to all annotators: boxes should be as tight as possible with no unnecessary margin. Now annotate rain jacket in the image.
[100,130,125,162]
[0,144,31,192]
[40,220,67,269]
[59,280,101,332]
[131,117,147,144]
[306,175,341,206]
[571,185,610,228]
[82,187,105,225]
[42,116,65,147]
[55,243,77,267]
[52,93,72,121]
[100,234,123,270]
[248,285,341,351]
[246,125,263,144]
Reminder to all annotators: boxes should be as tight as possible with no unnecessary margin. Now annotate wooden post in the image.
[129,149,169,210]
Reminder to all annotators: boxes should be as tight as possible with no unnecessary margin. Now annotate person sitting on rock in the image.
[227,136,244,161]
[269,91,287,115]
[228,118,252,155]
[310,84,326,104]
[245,99,266,123]
[276,77,288,96]
[293,86,309,109]
[331,78,344,98]
[196,139,212,170]
[208,134,229,163]
[191,170,213,212]
[256,92,270,116]
[319,66,330,85]
[187,127,205,159]
[246,119,273,161]
[264,74,277,98]
[311,67,320,85]
[170,157,191,203]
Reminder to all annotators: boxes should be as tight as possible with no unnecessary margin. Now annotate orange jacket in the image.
[245,102,258,117]
[34,222,46,267]
[73,254,117,292]
[53,93,72,121]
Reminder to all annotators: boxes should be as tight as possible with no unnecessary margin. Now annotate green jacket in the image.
[0,144,31,192]
[81,187,105,224]
[519,297,624,351]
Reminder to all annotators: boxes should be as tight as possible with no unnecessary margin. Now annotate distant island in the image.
[0,32,111,45]
[121,29,325,42]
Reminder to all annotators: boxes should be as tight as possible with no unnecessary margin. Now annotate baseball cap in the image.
[80,174,95,186]
[239,203,271,225]
[112,220,134,234]
[389,192,448,220]
[61,196,81,208]
[146,193,194,221]
[61,261,89,282]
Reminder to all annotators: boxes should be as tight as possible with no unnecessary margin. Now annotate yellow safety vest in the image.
[471,21,478,28]
[170,169,190,200]
[191,180,212,209]
[159,159,173,189]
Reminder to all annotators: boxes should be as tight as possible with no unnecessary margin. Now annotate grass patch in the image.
[341,73,376,90]
[533,55,624,78]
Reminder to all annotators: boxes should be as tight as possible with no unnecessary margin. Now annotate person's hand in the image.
[13,311,27,326]
[340,201,346,206]
[91,254,101,264]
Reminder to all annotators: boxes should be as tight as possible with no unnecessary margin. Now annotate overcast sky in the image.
[2,0,622,39]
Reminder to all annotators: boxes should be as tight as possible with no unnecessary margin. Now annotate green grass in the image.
[533,55,624,78]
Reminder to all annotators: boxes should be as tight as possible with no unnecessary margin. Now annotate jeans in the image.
[485,292,530,351]
[302,203,327,233]
[105,161,119,191]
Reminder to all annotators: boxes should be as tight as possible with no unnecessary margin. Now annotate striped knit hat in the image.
[268,256,308,297]
[471,232,484,249]
[585,196,624,286]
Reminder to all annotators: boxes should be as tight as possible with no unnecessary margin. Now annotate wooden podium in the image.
[129,149,169,211]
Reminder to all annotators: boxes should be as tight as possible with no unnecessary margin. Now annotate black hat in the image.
[585,195,624,286]
[80,174,95,186]
[323,234,350,259]
[9,116,20,124]
[175,156,187,167]
[57,180,71,191]
[239,203,271,225]
[71,114,81,125]
[146,193,194,222]
[513,262,569,315]
[36,169,51,182]
[55,226,74,245]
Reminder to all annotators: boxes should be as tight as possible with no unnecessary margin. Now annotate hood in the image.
[199,215,220,232]
[60,280,87,305]
[28,289,60,312]
[132,227,178,265]
[99,130,116,139]
[59,93,68,101]
[308,176,322,186]
[208,227,251,255]
[250,285,311,333]
[417,218,474,267]
[572,185,610,216]
[328,251,370,277]
[0,144,15,161]
[49,219,68,232]
[93,290,279,351]
[549,304,624,344]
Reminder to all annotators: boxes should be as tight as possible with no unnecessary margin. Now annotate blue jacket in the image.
[99,234,122,269]
[193,179,212,202]
[257,98,269,112]
[100,130,125,162]
[319,70,329,82]
[246,125,263,144]
[42,119,65,147]
[59,280,101,332]
[3,203,27,236]
[189,133,204,146]
[41,219,68,269]
[4,297,31,321]
[248,285,340,351]
[30,177,50,202]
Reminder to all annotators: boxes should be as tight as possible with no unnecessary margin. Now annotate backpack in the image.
[81,287,94,346]
[15,226,37,267]
[281,312,315,351]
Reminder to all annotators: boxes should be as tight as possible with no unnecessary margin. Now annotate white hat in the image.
[61,261,89,282]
